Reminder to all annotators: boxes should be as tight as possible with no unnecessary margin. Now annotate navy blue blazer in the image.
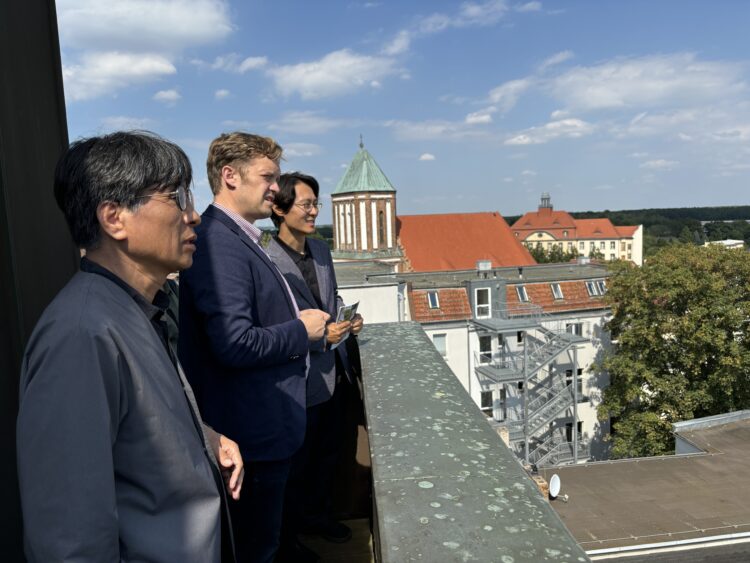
[266,237,351,407]
[179,205,309,461]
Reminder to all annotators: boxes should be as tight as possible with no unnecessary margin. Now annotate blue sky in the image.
[58,0,750,224]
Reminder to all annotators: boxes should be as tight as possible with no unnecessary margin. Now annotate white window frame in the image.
[478,334,492,364]
[432,333,447,357]
[427,291,439,309]
[597,280,607,294]
[475,287,491,318]
[516,285,529,303]
[585,281,600,296]
[550,283,563,300]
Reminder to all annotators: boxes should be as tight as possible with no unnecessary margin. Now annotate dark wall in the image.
[0,0,77,557]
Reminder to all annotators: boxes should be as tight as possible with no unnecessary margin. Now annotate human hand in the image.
[205,427,244,500]
[326,320,352,344]
[300,309,330,341]
[350,314,364,335]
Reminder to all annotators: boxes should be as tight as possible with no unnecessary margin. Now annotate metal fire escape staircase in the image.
[473,311,589,466]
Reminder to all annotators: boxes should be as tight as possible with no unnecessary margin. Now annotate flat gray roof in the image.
[541,417,750,553]
[361,262,610,290]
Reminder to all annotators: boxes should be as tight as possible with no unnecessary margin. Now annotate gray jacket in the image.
[266,237,350,406]
[17,271,222,562]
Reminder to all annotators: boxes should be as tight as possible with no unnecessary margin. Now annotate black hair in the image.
[271,171,320,227]
[54,131,192,248]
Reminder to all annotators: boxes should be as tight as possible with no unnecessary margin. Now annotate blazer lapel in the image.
[265,238,318,309]
[205,206,299,317]
[307,241,334,315]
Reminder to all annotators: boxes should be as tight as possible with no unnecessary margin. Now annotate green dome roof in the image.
[332,144,396,195]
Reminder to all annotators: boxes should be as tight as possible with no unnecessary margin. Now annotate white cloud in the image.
[269,49,397,99]
[57,0,232,101]
[550,109,570,119]
[465,106,497,124]
[640,159,679,171]
[57,0,233,52]
[419,153,436,161]
[521,169,537,176]
[100,115,154,131]
[153,88,181,104]
[63,52,176,101]
[505,118,595,145]
[488,78,533,112]
[539,50,573,71]
[550,53,746,111]
[515,2,542,13]
[269,111,350,135]
[283,143,323,158]
[382,1,509,56]
[386,119,492,141]
[194,53,267,73]
[382,30,411,56]
[214,89,230,100]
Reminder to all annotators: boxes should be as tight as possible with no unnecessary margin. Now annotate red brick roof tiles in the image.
[507,280,607,313]
[410,288,472,323]
[397,212,536,272]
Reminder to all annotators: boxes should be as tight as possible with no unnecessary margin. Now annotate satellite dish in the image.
[549,474,561,499]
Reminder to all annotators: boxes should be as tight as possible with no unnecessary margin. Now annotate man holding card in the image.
[266,172,363,562]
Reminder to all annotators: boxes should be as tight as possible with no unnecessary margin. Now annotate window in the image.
[537,232,543,238]
[480,390,493,412]
[577,368,585,401]
[590,241,596,250]
[597,280,607,294]
[579,241,585,250]
[621,241,626,251]
[628,243,632,250]
[427,291,439,309]
[432,333,447,356]
[566,322,583,336]
[475,288,491,318]
[565,369,573,387]
[378,211,385,246]
[610,241,616,249]
[550,283,563,300]
[610,253,615,260]
[516,285,529,302]
[517,330,524,343]
[478,335,492,364]
[563,230,568,238]
[585,281,601,296]
[599,241,605,250]
[567,242,573,250]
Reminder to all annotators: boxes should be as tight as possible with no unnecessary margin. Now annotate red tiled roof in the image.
[512,210,638,241]
[410,288,471,323]
[513,209,577,232]
[574,218,621,239]
[507,280,608,313]
[397,212,536,272]
[615,225,638,237]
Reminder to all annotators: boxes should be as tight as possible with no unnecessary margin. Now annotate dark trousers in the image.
[230,458,293,563]
[283,377,347,536]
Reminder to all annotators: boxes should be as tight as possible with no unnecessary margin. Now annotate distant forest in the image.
[505,205,750,256]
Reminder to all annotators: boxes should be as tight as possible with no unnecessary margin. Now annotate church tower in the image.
[331,139,402,262]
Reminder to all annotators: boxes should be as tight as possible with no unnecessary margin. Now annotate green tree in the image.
[596,244,750,458]
[528,242,578,263]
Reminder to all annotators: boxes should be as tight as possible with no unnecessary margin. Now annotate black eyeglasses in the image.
[136,185,194,211]
[293,200,323,212]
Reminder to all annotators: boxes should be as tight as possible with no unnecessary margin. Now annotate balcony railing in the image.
[358,321,589,562]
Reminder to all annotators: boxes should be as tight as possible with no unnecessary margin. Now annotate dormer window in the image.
[550,283,563,300]
[427,291,440,309]
[563,230,568,238]
[516,285,530,302]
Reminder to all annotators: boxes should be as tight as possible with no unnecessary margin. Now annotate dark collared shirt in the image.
[80,257,175,364]
[273,236,323,309]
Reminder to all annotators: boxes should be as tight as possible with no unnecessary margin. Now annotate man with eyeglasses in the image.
[179,133,330,563]
[266,172,363,563]
[17,131,244,562]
